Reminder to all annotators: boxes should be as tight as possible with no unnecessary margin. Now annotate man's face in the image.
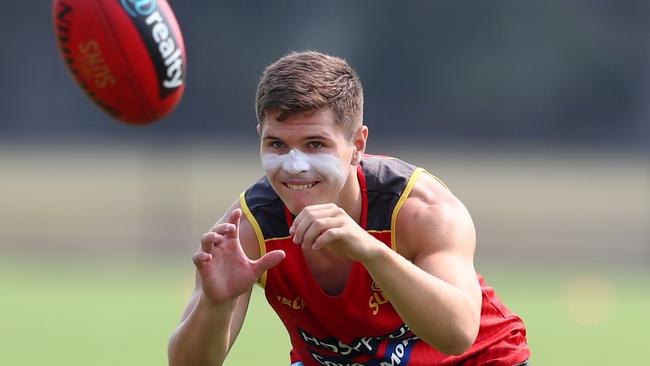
[259,109,358,215]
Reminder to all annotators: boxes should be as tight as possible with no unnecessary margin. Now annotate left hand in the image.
[289,203,380,262]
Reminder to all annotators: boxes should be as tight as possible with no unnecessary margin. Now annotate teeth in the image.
[286,182,315,190]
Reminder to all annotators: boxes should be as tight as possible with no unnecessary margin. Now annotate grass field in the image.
[1,145,647,365]
[1,259,648,366]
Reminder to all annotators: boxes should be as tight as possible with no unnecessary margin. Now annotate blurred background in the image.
[1,0,648,365]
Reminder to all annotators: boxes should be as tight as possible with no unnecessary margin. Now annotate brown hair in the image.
[255,51,364,139]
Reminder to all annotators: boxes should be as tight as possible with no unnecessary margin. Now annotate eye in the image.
[307,141,324,149]
[270,140,286,149]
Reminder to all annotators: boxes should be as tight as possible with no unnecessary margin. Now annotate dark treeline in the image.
[2,0,648,148]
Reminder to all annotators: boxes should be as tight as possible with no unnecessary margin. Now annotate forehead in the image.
[260,109,345,140]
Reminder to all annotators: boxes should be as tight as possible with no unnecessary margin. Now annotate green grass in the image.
[483,266,650,365]
[1,259,648,365]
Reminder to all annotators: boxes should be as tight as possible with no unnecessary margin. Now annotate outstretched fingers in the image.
[200,232,224,252]
[226,209,242,238]
[194,232,222,270]
[192,250,212,268]
[208,209,242,237]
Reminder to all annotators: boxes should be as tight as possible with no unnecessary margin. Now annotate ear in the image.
[351,125,368,166]
[256,124,261,136]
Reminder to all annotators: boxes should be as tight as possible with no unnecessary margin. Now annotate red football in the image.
[53,0,186,125]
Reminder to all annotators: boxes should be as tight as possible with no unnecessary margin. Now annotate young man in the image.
[168,51,531,366]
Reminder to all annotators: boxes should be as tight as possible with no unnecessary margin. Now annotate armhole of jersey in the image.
[389,168,451,253]
[423,169,450,192]
[390,168,423,253]
[239,191,268,289]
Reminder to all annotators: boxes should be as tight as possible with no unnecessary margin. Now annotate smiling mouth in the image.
[284,182,318,190]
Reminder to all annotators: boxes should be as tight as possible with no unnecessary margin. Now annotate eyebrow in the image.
[262,134,333,142]
[302,135,332,141]
[262,136,282,141]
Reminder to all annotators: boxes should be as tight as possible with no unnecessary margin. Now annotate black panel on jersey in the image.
[360,156,417,232]
[243,176,290,239]
[244,156,418,239]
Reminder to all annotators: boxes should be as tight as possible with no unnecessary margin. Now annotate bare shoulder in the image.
[238,207,262,260]
[395,172,476,260]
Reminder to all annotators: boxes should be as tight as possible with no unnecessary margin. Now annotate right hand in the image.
[193,208,285,306]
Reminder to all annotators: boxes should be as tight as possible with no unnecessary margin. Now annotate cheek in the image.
[260,154,283,176]
[307,154,348,186]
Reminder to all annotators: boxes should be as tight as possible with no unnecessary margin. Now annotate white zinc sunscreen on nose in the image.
[261,149,347,187]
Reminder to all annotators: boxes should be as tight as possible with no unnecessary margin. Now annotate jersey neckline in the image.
[282,164,369,299]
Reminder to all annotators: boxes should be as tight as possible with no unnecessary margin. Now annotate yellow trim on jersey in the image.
[423,169,450,191]
[239,191,268,288]
[265,235,292,242]
[390,168,424,253]
[366,229,391,234]
[389,168,451,253]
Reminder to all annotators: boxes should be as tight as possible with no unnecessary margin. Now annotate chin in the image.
[281,194,330,215]
[271,181,336,214]
[283,198,317,215]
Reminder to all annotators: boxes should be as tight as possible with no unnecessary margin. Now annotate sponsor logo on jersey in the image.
[298,325,419,366]
[278,295,307,310]
[120,0,184,99]
[369,281,389,315]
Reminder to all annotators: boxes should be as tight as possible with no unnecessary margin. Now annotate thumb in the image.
[252,250,286,275]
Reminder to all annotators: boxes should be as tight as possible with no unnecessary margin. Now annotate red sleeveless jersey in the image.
[240,155,530,366]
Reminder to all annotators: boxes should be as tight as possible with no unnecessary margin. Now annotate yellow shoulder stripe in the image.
[390,168,424,253]
[239,191,268,289]
[423,169,450,191]
[389,168,450,253]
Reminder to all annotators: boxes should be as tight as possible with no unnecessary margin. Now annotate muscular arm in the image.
[361,173,482,355]
[168,202,274,366]
[289,172,481,355]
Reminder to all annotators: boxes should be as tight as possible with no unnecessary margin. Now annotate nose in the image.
[283,149,310,174]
